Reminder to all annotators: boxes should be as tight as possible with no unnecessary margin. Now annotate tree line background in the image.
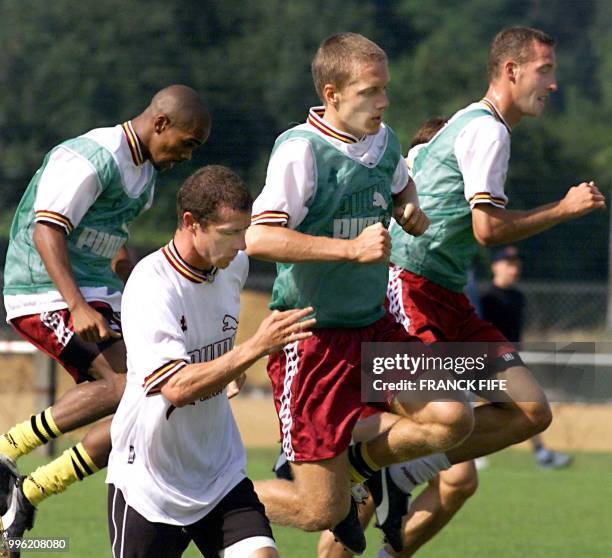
[1,0,610,282]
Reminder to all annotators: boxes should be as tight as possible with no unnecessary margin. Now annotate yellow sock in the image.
[0,408,61,461]
[22,443,99,506]
[348,442,380,484]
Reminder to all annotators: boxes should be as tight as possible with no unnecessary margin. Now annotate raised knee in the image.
[439,464,479,507]
[452,473,478,500]
[433,403,474,451]
[509,400,552,441]
[528,401,553,435]
[299,502,347,532]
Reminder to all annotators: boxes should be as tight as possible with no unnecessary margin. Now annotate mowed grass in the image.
[15,448,612,557]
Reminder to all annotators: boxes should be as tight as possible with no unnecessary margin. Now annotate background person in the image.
[481,245,572,469]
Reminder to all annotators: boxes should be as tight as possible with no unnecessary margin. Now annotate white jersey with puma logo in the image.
[106,242,249,526]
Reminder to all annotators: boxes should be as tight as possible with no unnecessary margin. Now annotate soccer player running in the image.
[364,27,605,558]
[247,33,475,555]
[0,85,209,545]
[315,116,478,558]
[106,165,314,558]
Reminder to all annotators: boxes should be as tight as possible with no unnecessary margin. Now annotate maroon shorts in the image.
[10,301,122,383]
[387,265,518,361]
[267,312,411,462]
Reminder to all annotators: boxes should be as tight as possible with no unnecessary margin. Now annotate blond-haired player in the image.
[247,33,473,555]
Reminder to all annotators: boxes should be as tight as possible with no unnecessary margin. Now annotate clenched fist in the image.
[347,222,391,264]
[395,203,430,236]
[560,181,606,219]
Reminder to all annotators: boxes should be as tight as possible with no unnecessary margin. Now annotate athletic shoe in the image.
[272,450,294,481]
[2,477,36,557]
[0,456,18,515]
[368,467,410,553]
[331,498,366,555]
[536,449,573,469]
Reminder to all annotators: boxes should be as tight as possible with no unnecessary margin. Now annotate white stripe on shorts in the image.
[278,341,299,462]
[40,310,74,348]
[387,265,410,332]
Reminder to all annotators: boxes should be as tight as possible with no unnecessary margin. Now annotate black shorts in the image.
[108,478,274,558]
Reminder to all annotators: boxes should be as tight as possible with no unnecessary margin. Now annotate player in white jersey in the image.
[107,165,315,558]
[0,85,210,547]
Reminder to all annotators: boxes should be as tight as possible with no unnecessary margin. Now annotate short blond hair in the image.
[311,32,387,101]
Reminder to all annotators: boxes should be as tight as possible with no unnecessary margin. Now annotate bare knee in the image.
[514,400,553,440]
[430,401,475,451]
[439,465,478,506]
[298,498,349,531]
[530,400,553,434]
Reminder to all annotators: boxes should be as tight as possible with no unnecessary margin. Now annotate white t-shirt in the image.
[251,106,409,229]
[106,242,249,525]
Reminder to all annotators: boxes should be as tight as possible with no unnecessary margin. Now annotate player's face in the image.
[493,258,522,286]
[195,207,251,269]
[514,41,557,117]
[332,59,390,137]
[149,119,210,171]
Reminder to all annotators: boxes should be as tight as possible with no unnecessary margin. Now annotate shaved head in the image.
[131,84,211,170]
[148,84,211,137]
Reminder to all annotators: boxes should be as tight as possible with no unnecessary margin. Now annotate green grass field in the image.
[14,448,612,557]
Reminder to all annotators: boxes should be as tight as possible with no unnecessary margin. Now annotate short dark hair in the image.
[410,117,447,148]
[488,27,555,81]
[312,32,387,101]
[176,165,253,228]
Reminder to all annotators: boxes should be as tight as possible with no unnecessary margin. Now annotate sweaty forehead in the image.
[530,42,556,66]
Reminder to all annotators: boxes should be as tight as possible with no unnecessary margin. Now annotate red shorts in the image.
[387,265,516,357]
[10,301,122,383]
[267,312,411,462]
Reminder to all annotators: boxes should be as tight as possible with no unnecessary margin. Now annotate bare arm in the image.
[472,181,606,246]
[392,179,430,237]
[246,222,391,264]
[32,222,120,342]
[161,308,315,407]
[111,244,134,284]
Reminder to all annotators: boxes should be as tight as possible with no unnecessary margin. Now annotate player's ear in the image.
[182,212,198,231]
[323,83,339,107]
[505,60,519,83]
[153,114,171,134]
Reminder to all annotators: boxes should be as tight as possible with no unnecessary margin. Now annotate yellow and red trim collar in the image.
[307,107,360,144]
[162,241,218,284]
[480,98,511,135]
[121,120,145,166]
